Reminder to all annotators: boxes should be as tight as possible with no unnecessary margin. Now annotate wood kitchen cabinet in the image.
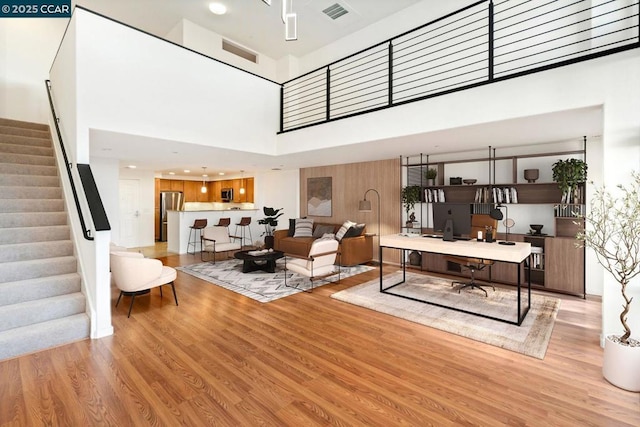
[183,180,198,202]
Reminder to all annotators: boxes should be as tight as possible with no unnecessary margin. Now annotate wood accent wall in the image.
[300,158,401,262]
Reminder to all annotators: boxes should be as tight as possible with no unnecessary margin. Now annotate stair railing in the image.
[45,79,110,240]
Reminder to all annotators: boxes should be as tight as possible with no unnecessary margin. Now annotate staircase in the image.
[0,117,90,360]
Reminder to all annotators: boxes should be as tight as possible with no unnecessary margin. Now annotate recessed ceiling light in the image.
[209,2,227,15]
[169,172,175,175]
[218,172,225,176]
[127,165,136,169]
[184,169,190,173]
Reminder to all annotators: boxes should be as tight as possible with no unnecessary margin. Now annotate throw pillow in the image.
[343,223,365,238]
[335,220,356,241]
[313,224,335,238]
[317,233,336,241]
[288,217,306,236]
[294,218,314,237]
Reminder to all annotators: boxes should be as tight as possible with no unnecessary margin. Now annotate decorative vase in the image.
[524,169,539,183]
[264,235,275,249]
[602,335,640,392]
[409,250,421,266]
[427,179,435,187]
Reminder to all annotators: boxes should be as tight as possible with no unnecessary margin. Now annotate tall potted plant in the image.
[552,158,587,203]
[402,185,421,227]
[576,173,640,391]
[258,206,283,249]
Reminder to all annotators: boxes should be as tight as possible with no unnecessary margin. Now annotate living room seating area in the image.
[274,219,373,266]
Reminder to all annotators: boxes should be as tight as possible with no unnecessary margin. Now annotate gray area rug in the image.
[331,272,560,359]
[177,259,374,303]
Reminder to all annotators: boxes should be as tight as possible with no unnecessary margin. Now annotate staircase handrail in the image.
[44,79,110,240]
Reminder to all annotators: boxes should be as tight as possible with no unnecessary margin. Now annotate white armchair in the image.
[284,238,340,292]
[201,226,242,263]
[110,251,178,318]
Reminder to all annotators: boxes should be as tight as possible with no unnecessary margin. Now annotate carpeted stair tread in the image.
[0,225,70,244]
[0,185,62,199]
[0,152,55,167]
[0,211,67,227]
[0,134,52,147]
[0,313,90,361]
[0,125,50,139]
[0,256,77,283]
[0,118,48,131]
[0,199,64,213]
[0,292,86,332]
[0,240,73,263]
[0,186,61,199]
[0,142,53,157]
[0,273,80,307]
[0,174,59,187]
[0,163,57,176]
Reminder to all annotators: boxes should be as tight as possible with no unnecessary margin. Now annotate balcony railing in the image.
[280,0,639,133]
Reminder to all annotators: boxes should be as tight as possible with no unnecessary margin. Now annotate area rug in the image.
[177,259,374,303]
[331,272,560,359]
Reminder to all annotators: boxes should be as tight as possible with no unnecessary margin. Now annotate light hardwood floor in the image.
[1,247,639,426]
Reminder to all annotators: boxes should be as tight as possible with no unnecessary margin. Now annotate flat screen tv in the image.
[432,203,472,240]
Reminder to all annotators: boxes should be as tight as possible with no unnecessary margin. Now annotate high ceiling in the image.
[73,0,602,177]
[75,0,423,60]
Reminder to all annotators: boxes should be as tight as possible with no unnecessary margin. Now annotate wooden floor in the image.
[1,248,639,426]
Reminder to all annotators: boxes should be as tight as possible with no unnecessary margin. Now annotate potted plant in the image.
[576,173,640,391]
[402,185,421,227]
[257,206,283,249]
[552,158,587,203]
[425,168,437,186]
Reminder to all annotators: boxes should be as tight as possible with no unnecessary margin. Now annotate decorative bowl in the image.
[529,224,544,234]
[462,179,477,185]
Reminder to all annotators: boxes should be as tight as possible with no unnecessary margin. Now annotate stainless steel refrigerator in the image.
[159,191,184,242]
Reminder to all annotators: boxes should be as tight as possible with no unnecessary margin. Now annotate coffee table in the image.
[234,249,285,273]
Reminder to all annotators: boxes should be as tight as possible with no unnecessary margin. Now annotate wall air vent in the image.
[322,3,349,20]
[222,39,258,63]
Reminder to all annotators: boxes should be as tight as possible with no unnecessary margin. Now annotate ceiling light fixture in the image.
[267,0,297,41]
[201,167,208,193]
[208,2,227,15]
[239,170,246,195]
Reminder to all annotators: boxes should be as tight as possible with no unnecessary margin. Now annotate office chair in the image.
[446,214,498,297]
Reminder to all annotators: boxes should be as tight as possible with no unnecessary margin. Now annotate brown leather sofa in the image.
[273,222,373,266]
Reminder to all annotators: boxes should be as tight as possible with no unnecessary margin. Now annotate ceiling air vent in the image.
[222,39,258,63]
[323,3,349,20]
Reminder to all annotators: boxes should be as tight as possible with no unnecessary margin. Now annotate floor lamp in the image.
[359,189,381,260]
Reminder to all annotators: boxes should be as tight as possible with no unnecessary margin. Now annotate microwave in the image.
[221,188,233,202]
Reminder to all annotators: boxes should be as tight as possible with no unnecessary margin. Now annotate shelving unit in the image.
[402,142,587,297]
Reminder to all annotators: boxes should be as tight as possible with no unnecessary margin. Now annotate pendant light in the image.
[239,170,246,195]
[201,167,208,193]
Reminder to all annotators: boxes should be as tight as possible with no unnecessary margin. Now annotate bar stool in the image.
[217,217,231,227]
[187,219,207,255]
[234,217,253,248]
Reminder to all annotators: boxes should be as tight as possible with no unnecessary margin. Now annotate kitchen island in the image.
[167,208,259,254]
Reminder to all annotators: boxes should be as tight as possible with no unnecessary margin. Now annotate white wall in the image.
[50,8,281,166]
[179,19,278,82]
[0,17,68,123]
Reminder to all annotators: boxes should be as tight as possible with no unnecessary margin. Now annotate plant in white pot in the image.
[576,173,640,391]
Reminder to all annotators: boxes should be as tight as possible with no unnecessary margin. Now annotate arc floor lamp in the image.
[358,189,381,258]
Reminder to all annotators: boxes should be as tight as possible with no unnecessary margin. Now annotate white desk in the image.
[379,234,532,325]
